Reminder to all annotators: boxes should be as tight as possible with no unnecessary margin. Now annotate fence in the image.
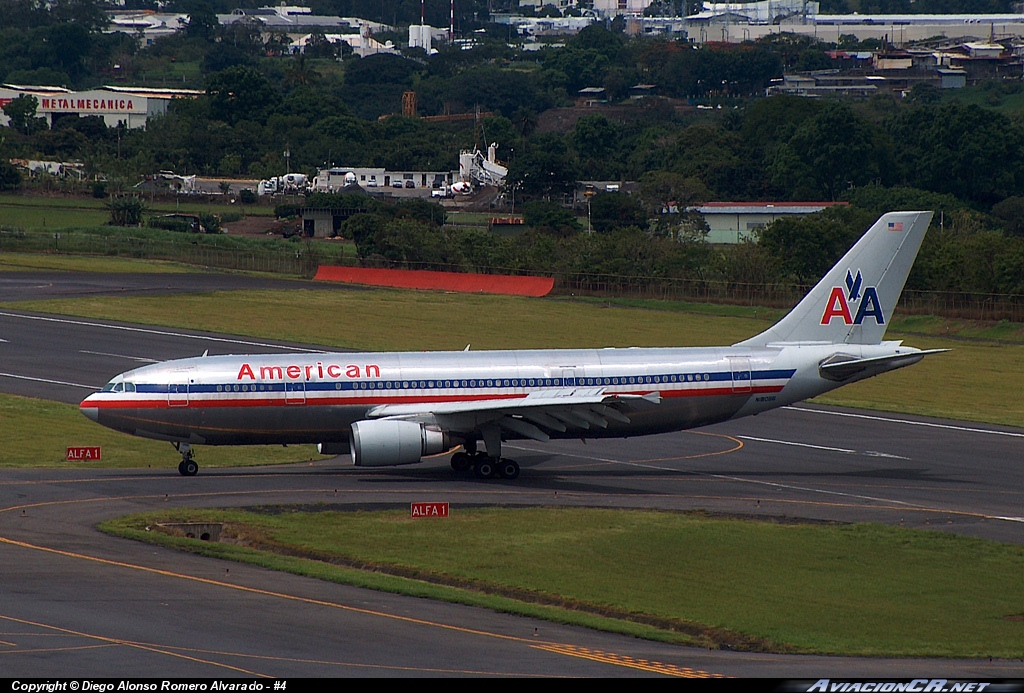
[3,229,1022,322]
[0,229,326,277]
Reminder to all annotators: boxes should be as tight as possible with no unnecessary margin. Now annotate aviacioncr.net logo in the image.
[820,269,885,326]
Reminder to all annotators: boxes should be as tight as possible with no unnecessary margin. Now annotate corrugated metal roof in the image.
[695,202,848,214]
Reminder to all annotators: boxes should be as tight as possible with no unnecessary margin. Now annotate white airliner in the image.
[81,211,944,478]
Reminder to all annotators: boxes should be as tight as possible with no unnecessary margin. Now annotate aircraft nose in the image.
[80,395,98,422]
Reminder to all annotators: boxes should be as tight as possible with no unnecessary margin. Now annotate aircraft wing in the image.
[365,388,662,442]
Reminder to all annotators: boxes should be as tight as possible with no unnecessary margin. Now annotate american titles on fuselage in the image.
[236,362,381,381]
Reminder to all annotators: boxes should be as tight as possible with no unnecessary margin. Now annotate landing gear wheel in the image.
[178,461,186,476]
[451,451,471,472]
[182,459,199,476]
[473,458,496,479]
[498,459,520,480]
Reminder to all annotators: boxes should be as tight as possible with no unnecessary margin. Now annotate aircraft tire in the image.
[473,458,496,479]
[183,459,199,476]
[498,459,520,480]
[450,452,471,472]
[177,461,187,476]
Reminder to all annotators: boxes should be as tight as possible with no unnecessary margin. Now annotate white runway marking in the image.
[0,311,326,353]
[79,350,159,363]
[0,372,97,389]
[738,436,855,455]
[738,436,911,461]
[786,405,1024,438]
[507,442,1022,524]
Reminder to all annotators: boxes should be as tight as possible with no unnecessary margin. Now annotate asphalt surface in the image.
[1,272,1022,677]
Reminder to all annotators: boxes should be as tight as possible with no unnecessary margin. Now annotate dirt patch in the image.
[223,215,303,237]
[222,216,281,236]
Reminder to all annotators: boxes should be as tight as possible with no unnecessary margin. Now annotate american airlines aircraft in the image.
[81,211,944,479]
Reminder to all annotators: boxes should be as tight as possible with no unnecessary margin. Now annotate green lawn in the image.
[0,252,195,273]
[9,288,1023,427]
[0,392,325,469]
[0,193,275,231]
[101,507,1024,657]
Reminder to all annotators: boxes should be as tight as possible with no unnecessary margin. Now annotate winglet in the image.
[738,211,933,347]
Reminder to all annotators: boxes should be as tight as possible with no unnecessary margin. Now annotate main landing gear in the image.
[176,443,199,477]
[450,440,520,480]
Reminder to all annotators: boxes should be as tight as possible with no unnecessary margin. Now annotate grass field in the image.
[8,288,1024,427]
[0,252,196,274]
[101,507,1024,657]
[0,193,274,230]
[0,391,325,469]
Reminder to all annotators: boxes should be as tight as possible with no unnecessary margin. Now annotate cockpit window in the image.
[102,381,117,392]
[125,382,136,392]
[113,382,124,393]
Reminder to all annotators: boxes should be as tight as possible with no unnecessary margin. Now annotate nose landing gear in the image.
[176,443,199,476]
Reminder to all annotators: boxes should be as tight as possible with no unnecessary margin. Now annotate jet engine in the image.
[349,419,450,467]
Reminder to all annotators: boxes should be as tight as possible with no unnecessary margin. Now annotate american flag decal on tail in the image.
[887,221,903,231]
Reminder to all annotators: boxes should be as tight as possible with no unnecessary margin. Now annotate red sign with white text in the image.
[67,446,101,461]
[410,502,449,518]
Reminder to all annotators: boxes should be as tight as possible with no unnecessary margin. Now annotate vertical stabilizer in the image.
[738,211,933,347]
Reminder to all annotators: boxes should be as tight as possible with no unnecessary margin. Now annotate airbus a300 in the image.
[81,211,944,479]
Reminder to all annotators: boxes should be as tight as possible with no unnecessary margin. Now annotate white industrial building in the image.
[289,32,399,57]
[692,201,848,244]
[0,84,201,129]
[313,167,453,192]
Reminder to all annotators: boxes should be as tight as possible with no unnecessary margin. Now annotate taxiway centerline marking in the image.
[0,311,326,353]
[0,532,704,677]
[0,371,97,389]
[0,613,267,676]
[786,406,1024,438]
[79,350,159,363]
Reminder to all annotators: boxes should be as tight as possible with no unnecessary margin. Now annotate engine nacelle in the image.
[349,419,449,467]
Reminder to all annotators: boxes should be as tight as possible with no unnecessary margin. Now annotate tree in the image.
[522,200,581,237]
[506,134,578,198]
[758,206,876,284]
[107,196,146,226]
[589,192,647,233]
[638,171,710,215]
[992,196,1024,237]
[888,102,1024,207]
[0,161,22,191]
[780,103,888,200]
[3,94,41,134]
[206,66,280,125]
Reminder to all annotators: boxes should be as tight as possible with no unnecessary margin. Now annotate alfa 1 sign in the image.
[67,446,101,461]
[410,502,449,518]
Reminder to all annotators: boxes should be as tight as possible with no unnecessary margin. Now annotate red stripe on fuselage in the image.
[81,385,787,411]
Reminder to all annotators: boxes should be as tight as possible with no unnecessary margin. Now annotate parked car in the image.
[404,180,415,188]
[392,180,403,188]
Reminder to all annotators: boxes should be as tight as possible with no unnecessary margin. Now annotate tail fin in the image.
[738,211,933,347]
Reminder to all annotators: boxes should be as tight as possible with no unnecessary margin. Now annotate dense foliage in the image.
[2,7,1024,298]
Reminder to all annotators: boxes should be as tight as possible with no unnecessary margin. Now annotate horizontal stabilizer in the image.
[818,349,949,381]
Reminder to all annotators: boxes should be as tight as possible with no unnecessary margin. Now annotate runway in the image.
[1,276,1022,677]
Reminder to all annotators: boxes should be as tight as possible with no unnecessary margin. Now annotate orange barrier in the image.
[314,266,554,297]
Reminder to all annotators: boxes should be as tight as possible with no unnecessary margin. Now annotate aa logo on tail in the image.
[820,270,885,325]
